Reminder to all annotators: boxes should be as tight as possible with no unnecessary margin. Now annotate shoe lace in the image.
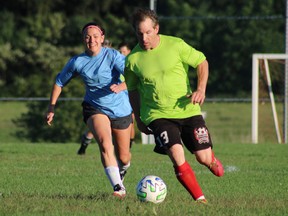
[113,184,122,192]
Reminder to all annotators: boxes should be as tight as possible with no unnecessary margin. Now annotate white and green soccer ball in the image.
[136,175,167,204]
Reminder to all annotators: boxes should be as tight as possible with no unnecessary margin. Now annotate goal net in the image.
[252,54,288,144]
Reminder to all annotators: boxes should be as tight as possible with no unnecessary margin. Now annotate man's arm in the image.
[128,90,152,134]
[190,59,209,105]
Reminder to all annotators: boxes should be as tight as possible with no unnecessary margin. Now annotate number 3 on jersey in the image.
[156,131,169,147]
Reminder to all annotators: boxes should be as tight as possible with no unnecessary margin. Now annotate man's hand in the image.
[137,120,153,135]
[187,89,206,106]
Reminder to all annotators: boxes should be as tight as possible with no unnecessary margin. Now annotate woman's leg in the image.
[87,114,116,167]
[87,114,125,197]
[112,123,132,180]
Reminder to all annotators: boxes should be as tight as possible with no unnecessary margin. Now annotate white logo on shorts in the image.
[194,127,209,144]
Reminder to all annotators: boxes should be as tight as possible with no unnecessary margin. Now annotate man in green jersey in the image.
[124,8,224,204]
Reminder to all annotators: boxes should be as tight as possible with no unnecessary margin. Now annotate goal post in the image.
[252,53,288,144]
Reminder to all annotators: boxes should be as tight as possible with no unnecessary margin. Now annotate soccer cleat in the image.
[208,153,224,177]
[119,170,127,182]
[77,134,91,155]
[77,144,88,155]
[130,139,135,148]
[113,184,126,198]
[196,198,208,205]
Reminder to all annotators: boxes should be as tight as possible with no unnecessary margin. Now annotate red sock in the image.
[209,151,224,177]
[174,161,204,200]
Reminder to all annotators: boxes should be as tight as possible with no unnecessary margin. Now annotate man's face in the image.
[119,46,131,56]
[135,18,159,50]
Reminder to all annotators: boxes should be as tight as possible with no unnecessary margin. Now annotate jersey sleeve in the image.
[124,61,139,91]
[112,50,126,75]
[179,40,206,68]
[55,57,77,87]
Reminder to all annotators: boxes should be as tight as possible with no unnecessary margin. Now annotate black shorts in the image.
[82,101,132,129]
[148,115,213,155]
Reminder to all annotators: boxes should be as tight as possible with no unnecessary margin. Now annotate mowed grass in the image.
[0,142,287,216]
[201,101,284,144]
[0,101,28,143]
[0,101,284,144]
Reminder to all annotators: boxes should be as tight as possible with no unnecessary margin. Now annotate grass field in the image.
[0,101,285,144]
[0,142,287,216]
[0,101,287,215]
[0,101,28,143]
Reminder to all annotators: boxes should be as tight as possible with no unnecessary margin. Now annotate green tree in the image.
[157,0,285,97]
[0,0,285,142]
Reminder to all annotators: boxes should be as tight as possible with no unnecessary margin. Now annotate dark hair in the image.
[118,41,130,50]
[132,8,159,30]
[81,22,105,35]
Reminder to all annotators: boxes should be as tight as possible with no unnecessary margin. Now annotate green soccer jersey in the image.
[125,35,206,125]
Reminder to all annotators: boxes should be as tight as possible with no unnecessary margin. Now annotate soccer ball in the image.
[136,175,167,204]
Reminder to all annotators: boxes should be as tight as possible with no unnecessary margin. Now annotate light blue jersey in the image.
[55,47,132,118]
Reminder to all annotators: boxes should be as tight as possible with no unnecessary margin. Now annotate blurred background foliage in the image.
[0,0,285,142]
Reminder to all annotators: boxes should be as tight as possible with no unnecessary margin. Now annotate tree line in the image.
[0,0,285,142]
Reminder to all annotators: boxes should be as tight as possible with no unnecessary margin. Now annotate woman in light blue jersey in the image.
[46,22,132,198]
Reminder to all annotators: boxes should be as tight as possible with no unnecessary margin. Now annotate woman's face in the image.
[83,26,104,56]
